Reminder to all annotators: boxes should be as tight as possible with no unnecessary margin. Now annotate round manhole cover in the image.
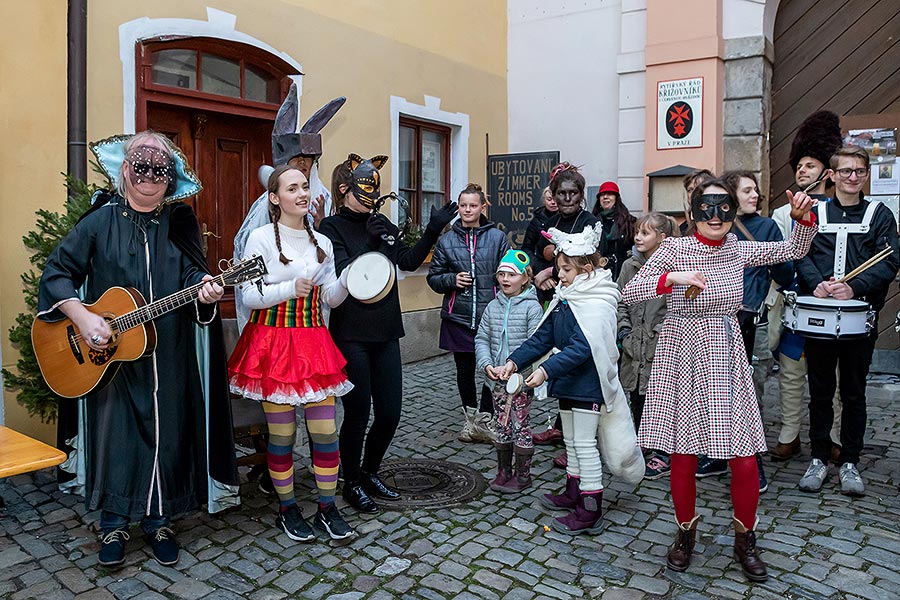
[375,458,487,509]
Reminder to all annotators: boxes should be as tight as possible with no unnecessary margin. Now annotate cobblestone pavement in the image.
[2,354,900,600]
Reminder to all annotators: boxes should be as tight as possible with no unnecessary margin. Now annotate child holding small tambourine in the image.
[475,250,543,493]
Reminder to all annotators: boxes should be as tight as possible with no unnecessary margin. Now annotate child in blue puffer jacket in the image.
[475,250,543,494]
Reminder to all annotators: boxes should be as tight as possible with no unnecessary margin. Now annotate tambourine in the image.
[505,373,524,395]
[346,252,396,304]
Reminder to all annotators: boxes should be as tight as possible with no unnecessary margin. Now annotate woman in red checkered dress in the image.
[622,179,816,583]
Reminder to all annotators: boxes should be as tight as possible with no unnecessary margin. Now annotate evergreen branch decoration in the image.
[2,163,110,422]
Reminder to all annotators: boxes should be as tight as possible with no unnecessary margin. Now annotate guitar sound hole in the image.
[88,346,117,366]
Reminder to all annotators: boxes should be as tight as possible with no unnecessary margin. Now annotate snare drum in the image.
[782,292,874,339]
[346,252,396,304]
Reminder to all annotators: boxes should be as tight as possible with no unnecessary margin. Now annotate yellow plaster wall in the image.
[0,1,67,442]
[1,0,507,440]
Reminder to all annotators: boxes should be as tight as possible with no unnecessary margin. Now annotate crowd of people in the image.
[36,104,899,584]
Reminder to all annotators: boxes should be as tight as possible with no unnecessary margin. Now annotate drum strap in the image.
[816,200,880,279]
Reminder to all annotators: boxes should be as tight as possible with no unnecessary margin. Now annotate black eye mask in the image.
[692,193,735,222]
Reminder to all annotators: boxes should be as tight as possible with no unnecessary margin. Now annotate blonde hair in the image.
[556,251,607,273]
[635,212,678,238]
[116,130,174,198]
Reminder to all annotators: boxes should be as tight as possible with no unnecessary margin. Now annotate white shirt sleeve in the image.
[237,228,298,310]
[310,234,349,308]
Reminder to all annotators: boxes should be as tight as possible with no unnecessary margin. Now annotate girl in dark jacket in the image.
[592,181,636,279]
[500,223,624,535]
[427,183,510,443]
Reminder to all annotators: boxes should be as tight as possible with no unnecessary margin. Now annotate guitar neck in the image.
[112,273,227,332]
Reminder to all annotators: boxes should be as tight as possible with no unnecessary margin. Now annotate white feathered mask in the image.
[543,222,604,256]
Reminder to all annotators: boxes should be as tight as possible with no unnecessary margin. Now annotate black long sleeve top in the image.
[319,207,441,342]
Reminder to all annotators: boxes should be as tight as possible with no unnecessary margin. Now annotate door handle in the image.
[201,223,220,255]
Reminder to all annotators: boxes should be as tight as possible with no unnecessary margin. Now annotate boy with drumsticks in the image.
[795,145,900,496]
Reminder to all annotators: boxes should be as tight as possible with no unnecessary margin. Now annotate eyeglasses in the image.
[835,167,869,179]
[129,161,172,180]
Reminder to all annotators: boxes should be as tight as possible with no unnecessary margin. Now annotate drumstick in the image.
[837,247,893,283]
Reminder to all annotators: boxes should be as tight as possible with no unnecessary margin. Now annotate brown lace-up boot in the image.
[733,517,768,582]
[666,515,699,572]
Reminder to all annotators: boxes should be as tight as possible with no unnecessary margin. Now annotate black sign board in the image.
[487,151,559,247]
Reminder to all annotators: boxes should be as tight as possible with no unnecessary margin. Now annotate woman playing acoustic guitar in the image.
[37,131,235,568]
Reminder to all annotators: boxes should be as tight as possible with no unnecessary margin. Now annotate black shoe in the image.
[757,454,768,494]
[147,526,179,566]
[695,455,728,478]
[361,471,401,500]
[276,505,316,542]
[98,528,129,568]
[343,483,379,513]
[314,503,356,540]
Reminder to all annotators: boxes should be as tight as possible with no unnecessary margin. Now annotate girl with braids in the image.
[228,164,356,542]
[592,181,636,279]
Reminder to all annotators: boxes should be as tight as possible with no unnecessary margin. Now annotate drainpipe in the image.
[57,0,87,481]
[68,0,87,185]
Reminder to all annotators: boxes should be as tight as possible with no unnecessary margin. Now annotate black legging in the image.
[452,352,493,413]
[336,339,403,484]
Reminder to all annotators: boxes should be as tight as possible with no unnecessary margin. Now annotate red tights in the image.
[669,454,759,527]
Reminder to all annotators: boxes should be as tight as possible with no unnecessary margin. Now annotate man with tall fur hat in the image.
[768,111,844,463]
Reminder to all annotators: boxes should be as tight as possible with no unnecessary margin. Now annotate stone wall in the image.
[723,35,774,213]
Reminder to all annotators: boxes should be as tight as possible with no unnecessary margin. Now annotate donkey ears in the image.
[300,97,346,134]
[370,155,389,169]
[272,84,299,136]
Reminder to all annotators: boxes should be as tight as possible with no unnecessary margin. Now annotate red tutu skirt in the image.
[228,323,354,405]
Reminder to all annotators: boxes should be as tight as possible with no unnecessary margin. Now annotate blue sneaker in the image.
[695,455,728,478]
[98,528,129,568]
[147,526,179,566]
[644,453,671,480]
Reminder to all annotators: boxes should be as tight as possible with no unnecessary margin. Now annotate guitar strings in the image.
[73,258,260,344]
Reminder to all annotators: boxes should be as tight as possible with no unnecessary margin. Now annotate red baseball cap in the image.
[598,181,620,195]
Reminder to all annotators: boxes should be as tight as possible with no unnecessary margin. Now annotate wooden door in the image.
[769,0,900,204]
[148,103,271,318]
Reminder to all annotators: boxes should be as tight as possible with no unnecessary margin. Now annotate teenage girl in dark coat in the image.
[428,184,510,442]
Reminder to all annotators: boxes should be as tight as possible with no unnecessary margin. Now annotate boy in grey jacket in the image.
[476,250,544,493]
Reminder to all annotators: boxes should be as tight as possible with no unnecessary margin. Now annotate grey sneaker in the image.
[798,458,828,492]
[470,411,498,444]
[458,408,477,443]
[839,463,865,497]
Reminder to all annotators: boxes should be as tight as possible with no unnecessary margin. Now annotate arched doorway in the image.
[770,0,900,351]
[136,37,300,317]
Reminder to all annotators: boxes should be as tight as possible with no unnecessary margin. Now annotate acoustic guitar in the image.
[32,255,266,398]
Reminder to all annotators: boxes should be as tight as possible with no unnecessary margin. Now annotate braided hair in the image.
[267,164,326,265]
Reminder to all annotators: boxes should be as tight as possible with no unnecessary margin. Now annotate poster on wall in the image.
[846,128,899,195]
[657,77,703,150]
[487,151,559,247]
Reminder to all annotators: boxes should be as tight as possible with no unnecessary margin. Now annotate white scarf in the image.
[535,269,627,412]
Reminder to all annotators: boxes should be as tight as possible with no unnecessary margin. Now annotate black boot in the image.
[342,482,378,513]
[361,471,401,500]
